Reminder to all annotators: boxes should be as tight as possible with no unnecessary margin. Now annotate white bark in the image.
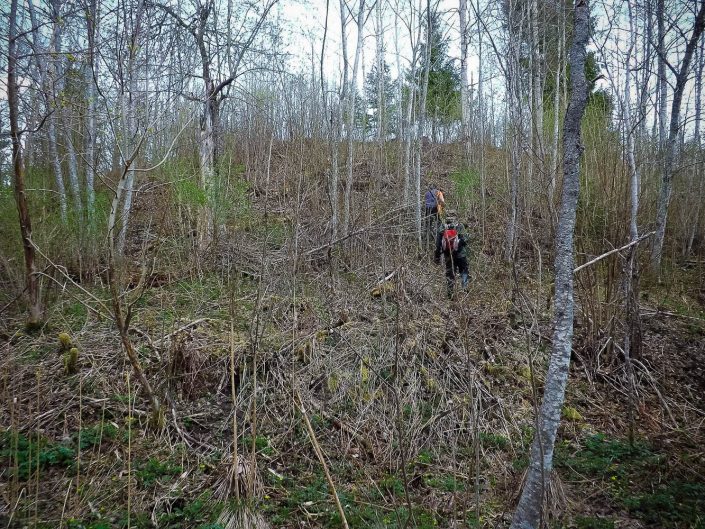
[510,1,590,526]
[459,0,470,157]
[416,0,432,245]
[117,0,145,255]
[531,0,543,178]
[650,0,705,272]
[28,0,67,222]
[376,0,385,143]
[477,0,486,241]
[85,0,98,223]
[657,0,667,146]
[504,0,522,262]
[343,0,366,236]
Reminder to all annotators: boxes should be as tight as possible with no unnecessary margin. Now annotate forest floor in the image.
[3,253,704,528]
[2,157,705,529]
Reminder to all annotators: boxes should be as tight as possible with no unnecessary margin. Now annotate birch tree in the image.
[117,0,145,255]
[84,0,99,222]
[342,0,367,236]
[8,0,42,327]
[50,0,83,215]
[510,0,590,525]
[27,0,68,222]
[650,0,705,272]
[153,0,278,250]
[459,0,471,159]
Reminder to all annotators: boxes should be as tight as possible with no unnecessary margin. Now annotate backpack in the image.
[441,226,460,253]
[425,189,438,208]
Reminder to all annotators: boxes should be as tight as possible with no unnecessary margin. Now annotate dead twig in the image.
[296,390,350,529]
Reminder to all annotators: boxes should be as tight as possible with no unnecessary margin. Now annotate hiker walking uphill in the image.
[434,212,469,298]
[424,184,446,235]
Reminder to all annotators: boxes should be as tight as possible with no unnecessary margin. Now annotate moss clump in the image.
[64,347,79,374]
[58,332,73,351]
[562,406,583,422]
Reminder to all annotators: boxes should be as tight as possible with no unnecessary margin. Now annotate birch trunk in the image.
[50,0,83,215]
[376,0,385,143]
[117,0,145,255]
[343,0,366,236]
[394,8,404,182]
[657,0,667,146]
[637,0,653,138]
[477,0,486,242]
[509,1,590,526]
[624,0,642,363]
[549,5,563,220]
[650,0,705,272]
[9,0,42,326]
[416,0,432,245]
[687,40,704,254]
[28,0,68,222]
[505,0,522,262]
[85,0,98,223]
[459,0,471,159]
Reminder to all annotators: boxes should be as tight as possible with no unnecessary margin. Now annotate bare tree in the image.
[650,0,705,272]
[459,0,471,159]
[343,0,367,236]
[8,0,42,327]
[510,0,590,526]
[153,0,278,250]
[84,0,99,223]
[27,0,68,222]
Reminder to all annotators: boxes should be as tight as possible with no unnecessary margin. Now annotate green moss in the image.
[574,516,615,529]
[0,430,75,480]
[480,432,510,451]
[243,434,274,456]
[423,473,465,492]
[416,450,434,464]
[562,406,583,422]
[136,457,183,487]
[77,422,118,450]
[379,474,405,497]
[623,482,705,528]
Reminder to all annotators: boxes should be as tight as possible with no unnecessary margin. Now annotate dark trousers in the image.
[444,254,469,297]
[424,206,438,240]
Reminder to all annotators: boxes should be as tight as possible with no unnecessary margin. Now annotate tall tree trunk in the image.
[687,39,704,255]
[505,0,523,262]
[637,0,653,138]
[50,0,83,216]
[650,0,705,272]
[694,39,704,145]
[320,0,339,242]
[509,1,590,526]
[549,2,563,223]
[8,0,42,327]
[624,0,642,363]
[531,0,545,209]
[477,0,486,243]
[343,0,366,236]
[416,0,432,245]
[459,0,471,160]
[376,0,385,143]
[657,0,667,146]
[85,0,99,223]
[394,9,405,197]
[117,0,145,255]
[28,0,68,222]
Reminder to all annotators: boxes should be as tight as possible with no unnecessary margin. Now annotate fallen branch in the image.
[574,231,655,274]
